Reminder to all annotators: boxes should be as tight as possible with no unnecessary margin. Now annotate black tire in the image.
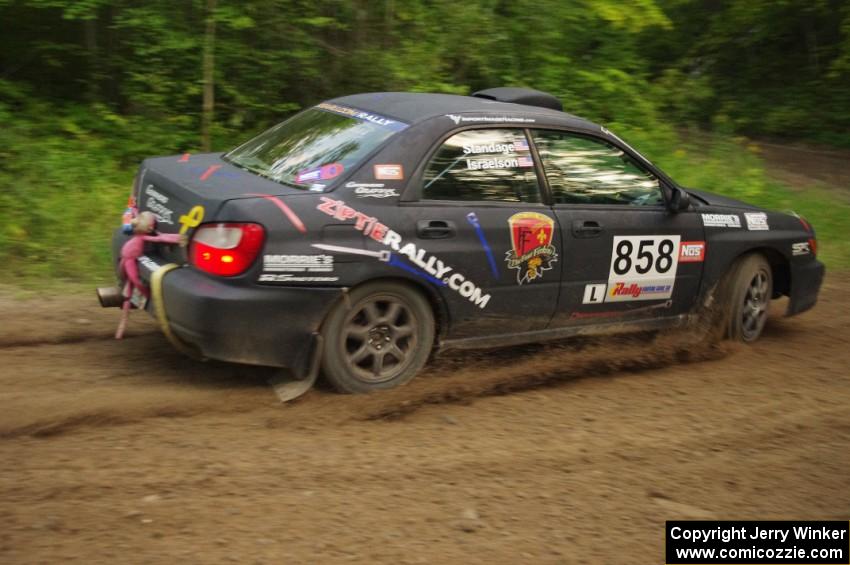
[320,281,435,393]
[720,254,773,342]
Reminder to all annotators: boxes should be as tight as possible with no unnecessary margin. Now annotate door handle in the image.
[417,220,455,239]
[572,220,603,238]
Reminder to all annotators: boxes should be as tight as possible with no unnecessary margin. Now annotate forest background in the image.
[1,0,848,282]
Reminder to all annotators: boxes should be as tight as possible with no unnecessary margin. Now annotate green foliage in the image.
[0,81,132,281]
[645,0,850,146]
[0,0,848,285]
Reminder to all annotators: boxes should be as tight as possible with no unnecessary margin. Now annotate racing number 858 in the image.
[613,239,675,276]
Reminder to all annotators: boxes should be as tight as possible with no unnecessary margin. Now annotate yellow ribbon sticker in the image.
[178,205,205,234]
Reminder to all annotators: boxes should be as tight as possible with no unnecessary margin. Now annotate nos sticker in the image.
[606,235,680,302]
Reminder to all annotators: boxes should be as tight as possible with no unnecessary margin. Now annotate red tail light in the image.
[190,223,265,276]
[809,238,818,256]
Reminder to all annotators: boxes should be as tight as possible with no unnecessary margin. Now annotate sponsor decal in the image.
[446,114,536,124]
[505,212,558,285]
[145,185,168,204]
[346,182,398,198]
[679,241,706,263]
[263,254,333,273]
[701,213,741,228]
[466,156,533,170]
[792,241,811,256]
[247,193,307,234]
[312,244,390,262]
[144,185,174,225]
[608,281,672,300]
[199,164,222,181]
[354,187,398,198]
[310,244,445,286]
[745,212,769,231]
[462,141,529,155]
[374,164,404,180]
[466,212,499,279]
[582,283,606,304]
[182,165,240,180]
[178,205,205,235]
[138,255,162,273]
[259,274,339,283]
[315,102,408,132]
[605,235,680,301]
[316,198,490,308]
[296,162,344,184]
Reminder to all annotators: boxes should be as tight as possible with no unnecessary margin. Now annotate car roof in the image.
[328,91,599,130]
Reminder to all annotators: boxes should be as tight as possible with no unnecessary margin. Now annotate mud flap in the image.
[268,333,323,403]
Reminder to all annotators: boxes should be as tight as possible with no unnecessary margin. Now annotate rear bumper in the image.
[112,228,343,376]
[160,267,342,376]
[786,259,825,317]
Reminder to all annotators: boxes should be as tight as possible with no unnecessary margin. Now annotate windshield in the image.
[224,102,408,189]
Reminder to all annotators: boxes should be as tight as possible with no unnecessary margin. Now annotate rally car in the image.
[99,87,824,393]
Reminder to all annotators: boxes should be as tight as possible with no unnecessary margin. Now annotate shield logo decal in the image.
[505,212,558,284]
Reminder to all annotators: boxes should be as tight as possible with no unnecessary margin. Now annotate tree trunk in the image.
[201,0,217,152]
[84,17,99,102]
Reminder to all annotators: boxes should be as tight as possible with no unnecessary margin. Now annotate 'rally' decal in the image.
[316,102,408,132]
[315,198,490,309]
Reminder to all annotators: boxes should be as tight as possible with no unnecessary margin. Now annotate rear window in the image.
[224,102,407,189]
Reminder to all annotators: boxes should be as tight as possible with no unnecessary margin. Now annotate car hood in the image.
[684,188,764,211]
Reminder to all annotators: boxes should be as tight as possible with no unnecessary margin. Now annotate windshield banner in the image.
[316,102,408,132]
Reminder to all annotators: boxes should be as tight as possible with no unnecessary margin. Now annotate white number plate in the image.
[605,235,680,302]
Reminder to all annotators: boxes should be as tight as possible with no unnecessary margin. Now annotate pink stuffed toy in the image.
[116,210,185,339]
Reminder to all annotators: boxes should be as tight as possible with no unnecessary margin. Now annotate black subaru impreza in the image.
[103,87,824,393]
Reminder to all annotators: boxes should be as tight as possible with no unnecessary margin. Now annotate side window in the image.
[422,129,541,203]
[531,130,664,206]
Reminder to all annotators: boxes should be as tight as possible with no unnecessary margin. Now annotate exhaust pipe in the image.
[97,286,124,308]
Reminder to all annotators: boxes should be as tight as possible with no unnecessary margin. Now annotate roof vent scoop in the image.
[471,87,563,112]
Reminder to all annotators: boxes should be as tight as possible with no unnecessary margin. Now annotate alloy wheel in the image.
[342,297,417,383]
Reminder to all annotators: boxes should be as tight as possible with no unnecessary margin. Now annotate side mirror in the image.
[668,186,691,212]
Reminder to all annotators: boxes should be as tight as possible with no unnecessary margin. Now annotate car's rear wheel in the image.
[320,281,434,393]
[721,254,773,342]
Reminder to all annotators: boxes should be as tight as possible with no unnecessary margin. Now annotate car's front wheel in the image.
[722,254,773,342]
[320,281,435,393]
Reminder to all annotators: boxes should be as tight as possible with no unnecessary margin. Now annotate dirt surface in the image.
[1,278,849,564]
[756,141,850,196]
